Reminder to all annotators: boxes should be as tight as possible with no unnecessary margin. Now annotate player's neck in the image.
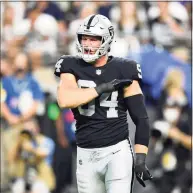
[93,55,108,67]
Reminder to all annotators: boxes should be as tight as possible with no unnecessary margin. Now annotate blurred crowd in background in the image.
[0,1,192,193]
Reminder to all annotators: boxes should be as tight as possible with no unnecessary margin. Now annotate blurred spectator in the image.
[150,67,191,193]
[4,2,26,25]
[1,53,45,190]
[119,2,142,36]
[9,119,55,193]
[110,2,149,58]
[35,2,64,20]
[10,5,59,70]
[1,52,45,127]
[157,68,188,119]
[1,2,26,55]
[96,2,114,19]
[1,3,15,51]
[26,6,59,69]
[34,1,69,52]
[115,2,141,57]
[1,2,26,49]
[35,1,67,33]
[151,102,191,193]
[138,44,191,106]
[64,2,83,22]
[171,46,190,63]
[149,2,189,50]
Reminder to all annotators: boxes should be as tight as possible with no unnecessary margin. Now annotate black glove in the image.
[95,79,133,95]
[135,153,153,187]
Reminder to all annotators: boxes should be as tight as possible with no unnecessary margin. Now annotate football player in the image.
[54,14,153,193]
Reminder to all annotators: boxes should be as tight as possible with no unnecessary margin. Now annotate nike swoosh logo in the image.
[112,150,121,154]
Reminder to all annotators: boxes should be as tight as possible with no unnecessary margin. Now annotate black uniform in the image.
[54,56,142,148]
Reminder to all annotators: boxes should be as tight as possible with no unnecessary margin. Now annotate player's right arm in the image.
[57,73,98,108]
[57,74,132,108]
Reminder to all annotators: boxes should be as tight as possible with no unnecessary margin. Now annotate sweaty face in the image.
[81,35,102,55]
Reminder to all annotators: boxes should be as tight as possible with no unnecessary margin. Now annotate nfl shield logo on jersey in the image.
[96,69,101,75]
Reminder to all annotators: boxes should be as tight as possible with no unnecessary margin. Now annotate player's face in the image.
[81,35,102,55]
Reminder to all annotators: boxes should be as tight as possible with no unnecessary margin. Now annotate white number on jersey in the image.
[100,92,118,118]
[77,80,96,116]
[55,59,63,72]
[137,63,142,79]
[77,80,118,118]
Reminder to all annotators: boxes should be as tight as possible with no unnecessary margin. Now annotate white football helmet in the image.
[76,14,114,63]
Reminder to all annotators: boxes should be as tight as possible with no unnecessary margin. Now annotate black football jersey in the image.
[54,55,142,148]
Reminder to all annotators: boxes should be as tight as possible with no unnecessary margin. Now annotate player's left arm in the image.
[124,80,153,187]
[123,81,149,153]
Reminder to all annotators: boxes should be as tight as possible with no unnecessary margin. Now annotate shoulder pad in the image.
[54,55,79,77]
[119,58,142,81]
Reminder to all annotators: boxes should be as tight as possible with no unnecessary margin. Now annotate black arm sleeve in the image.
[124,94,150,147]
